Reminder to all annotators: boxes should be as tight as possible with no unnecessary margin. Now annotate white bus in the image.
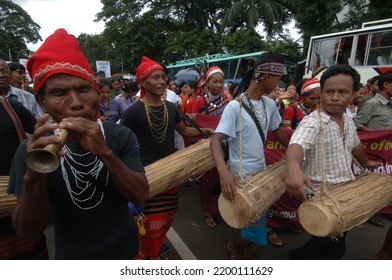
[303,18,392,84]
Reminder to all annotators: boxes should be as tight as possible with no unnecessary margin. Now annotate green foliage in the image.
[82,0,387,75]
[0,0,41,61]
[220,29,267,54]
[222,0,288,36]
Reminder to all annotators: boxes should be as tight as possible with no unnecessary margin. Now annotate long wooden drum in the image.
[218,160,286,229]
[145,138,215,197]
[0,176,16,218]
[298,173,392,237]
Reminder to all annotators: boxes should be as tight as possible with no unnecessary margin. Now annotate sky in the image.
[12,0,105,51]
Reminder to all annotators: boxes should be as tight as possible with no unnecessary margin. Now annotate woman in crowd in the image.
[191,66,227,228]
[99,78,123,123]
[281,78,321,129]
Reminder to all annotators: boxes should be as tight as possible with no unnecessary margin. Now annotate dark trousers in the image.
[289,232,347,260]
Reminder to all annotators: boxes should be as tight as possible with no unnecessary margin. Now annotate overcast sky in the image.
[12,0,105,51]
[12,0,300,54]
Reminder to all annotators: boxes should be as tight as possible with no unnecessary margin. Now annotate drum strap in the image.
[235,97,265,144]
[317,111,345,235]
[0,96,27,142]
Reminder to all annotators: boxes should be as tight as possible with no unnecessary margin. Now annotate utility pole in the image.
[120,57,124,74]
[17,49,28,62]
[8,48,12,61]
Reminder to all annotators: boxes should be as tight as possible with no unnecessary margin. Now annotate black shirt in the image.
[0,97,36,176]
[120,100,181,166]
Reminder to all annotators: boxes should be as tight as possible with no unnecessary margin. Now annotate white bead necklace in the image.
[60,120,109,210]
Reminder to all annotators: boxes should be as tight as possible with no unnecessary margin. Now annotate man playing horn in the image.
[210,52,289,260]
[285,64,380,259]
[8,29,149,259]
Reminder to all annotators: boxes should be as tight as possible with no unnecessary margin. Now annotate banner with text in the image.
[265,128,392,227]
[96,60,111,78]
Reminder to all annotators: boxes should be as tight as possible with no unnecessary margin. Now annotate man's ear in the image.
[140,79,146,88]
[35,93,48,113]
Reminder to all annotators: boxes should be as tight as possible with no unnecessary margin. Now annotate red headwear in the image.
[301,78,320,96]
[27,28,99,94]
[136,56,164,99]
[205,66,224,81]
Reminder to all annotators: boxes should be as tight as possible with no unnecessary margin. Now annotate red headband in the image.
[27,28,99,94]
[136,56,164,98]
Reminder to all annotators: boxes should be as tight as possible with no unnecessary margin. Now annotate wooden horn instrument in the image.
[25,128,69,173]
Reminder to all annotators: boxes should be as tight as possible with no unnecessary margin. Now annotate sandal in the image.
[159,243,173,260]
[289,225,303,234]
[204,213,217,228]
[225,240,254,260]
[267,227,283,246]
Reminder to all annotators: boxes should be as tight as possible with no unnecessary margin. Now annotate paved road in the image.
[44,183,391,260]
[169,183,390,260]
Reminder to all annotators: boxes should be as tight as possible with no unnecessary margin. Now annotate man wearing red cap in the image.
[7,29,149,259]
[121,56,213,259]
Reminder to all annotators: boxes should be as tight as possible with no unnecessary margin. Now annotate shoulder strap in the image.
[0,96,27,142]
[202,95,210,115]
[291,105,298,129]
[174,106,209,138]
[235,98,266,144]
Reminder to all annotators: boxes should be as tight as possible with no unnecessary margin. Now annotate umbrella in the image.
[175,68,200,82]
[278,80,286,90]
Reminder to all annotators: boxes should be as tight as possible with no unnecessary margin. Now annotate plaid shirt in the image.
[6,86,44,120]
[290,110,361,192]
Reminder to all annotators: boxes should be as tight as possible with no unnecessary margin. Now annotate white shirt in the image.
[290,110,360,192]
[216,95,282,177]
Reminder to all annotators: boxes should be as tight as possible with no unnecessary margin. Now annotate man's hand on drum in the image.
[362,160,383,171]
[219,168,238,202]
[285,165,316,202]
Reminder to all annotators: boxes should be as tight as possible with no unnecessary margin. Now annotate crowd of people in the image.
[0,28,391,260]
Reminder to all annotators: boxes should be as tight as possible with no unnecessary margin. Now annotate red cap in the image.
[136,56,164,98]
[27,28,99,94]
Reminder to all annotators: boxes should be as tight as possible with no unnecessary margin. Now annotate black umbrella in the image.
[175,68,200,82]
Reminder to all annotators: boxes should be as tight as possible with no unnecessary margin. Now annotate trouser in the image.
[289,232,347,260]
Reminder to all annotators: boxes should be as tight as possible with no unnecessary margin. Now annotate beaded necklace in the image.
[243,92,268,134]
[205,92,225,110]
[144,100,169,143]
[61,120,109,210]
[298,102,312,115]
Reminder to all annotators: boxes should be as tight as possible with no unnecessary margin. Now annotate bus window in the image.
[354,34,369,66]
[310,38,340,71]
[366,31,392,65]
[337,36,353,65]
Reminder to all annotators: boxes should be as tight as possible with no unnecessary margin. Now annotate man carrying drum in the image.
[210,52,289,260]
[285,64,380,259]
[7,29,149,259]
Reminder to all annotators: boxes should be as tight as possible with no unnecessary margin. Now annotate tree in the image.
[96,0,231,69]
[92,0,385,76]
[221,0,288,36]
[0,0,41,61]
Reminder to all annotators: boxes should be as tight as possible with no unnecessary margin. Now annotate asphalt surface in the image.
[44,182,391,260]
